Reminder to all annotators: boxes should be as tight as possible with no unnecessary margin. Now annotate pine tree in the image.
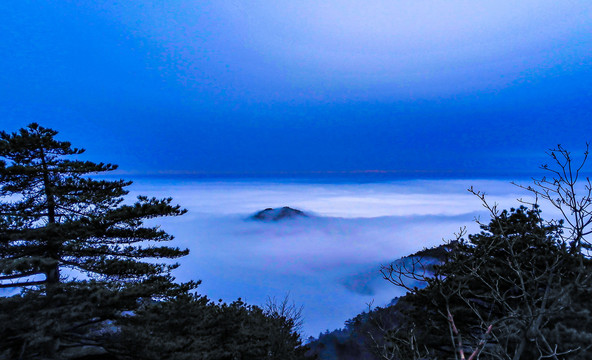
[0,123,190,358]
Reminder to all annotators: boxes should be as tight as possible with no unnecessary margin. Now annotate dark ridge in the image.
[251,207,308,221]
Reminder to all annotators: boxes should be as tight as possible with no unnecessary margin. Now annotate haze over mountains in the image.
[127,177,541,336]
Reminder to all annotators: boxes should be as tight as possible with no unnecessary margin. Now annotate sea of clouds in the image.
[128,178,543,337]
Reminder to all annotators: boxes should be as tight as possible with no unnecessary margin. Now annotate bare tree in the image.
[514,144,592,261]
[264,293,304,334]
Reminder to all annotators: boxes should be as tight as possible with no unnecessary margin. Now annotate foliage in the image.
[0,277,188,359]
[113,294,311,360]
[423,208,582,356]
[0,124,191,358]
[0,123,189,289]
[381,207,592,359]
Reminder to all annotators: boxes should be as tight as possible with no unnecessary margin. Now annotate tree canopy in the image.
[0,123,189,291]
[0,123,191,358]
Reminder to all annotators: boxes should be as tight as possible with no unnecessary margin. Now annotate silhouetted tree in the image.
[0,123,191,358]
[384,205,592,359]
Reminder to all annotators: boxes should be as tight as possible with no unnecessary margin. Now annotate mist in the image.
[124,178,541,336]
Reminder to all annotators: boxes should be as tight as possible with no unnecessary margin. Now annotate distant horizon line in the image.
[95,168,558,181]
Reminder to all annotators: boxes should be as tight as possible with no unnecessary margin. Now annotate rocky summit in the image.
[251,207,308,221]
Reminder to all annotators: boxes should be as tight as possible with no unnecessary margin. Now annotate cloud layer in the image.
[129,178,539,336]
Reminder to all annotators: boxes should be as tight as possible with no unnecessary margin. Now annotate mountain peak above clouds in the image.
[251,207,308,221]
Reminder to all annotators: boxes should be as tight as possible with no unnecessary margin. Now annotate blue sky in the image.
[1,2,591,335]
[1,1,592,175]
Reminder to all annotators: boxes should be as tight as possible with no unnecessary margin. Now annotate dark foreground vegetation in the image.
[0,124,311,359]
[1,123,591,359]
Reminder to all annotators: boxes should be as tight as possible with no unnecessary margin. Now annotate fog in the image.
[0,178,548,335]
[125,178,541,336]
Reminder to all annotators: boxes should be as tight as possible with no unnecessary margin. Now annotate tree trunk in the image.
[39,147,60,286]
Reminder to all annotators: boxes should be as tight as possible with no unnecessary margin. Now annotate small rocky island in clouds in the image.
[250,206,309,221]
